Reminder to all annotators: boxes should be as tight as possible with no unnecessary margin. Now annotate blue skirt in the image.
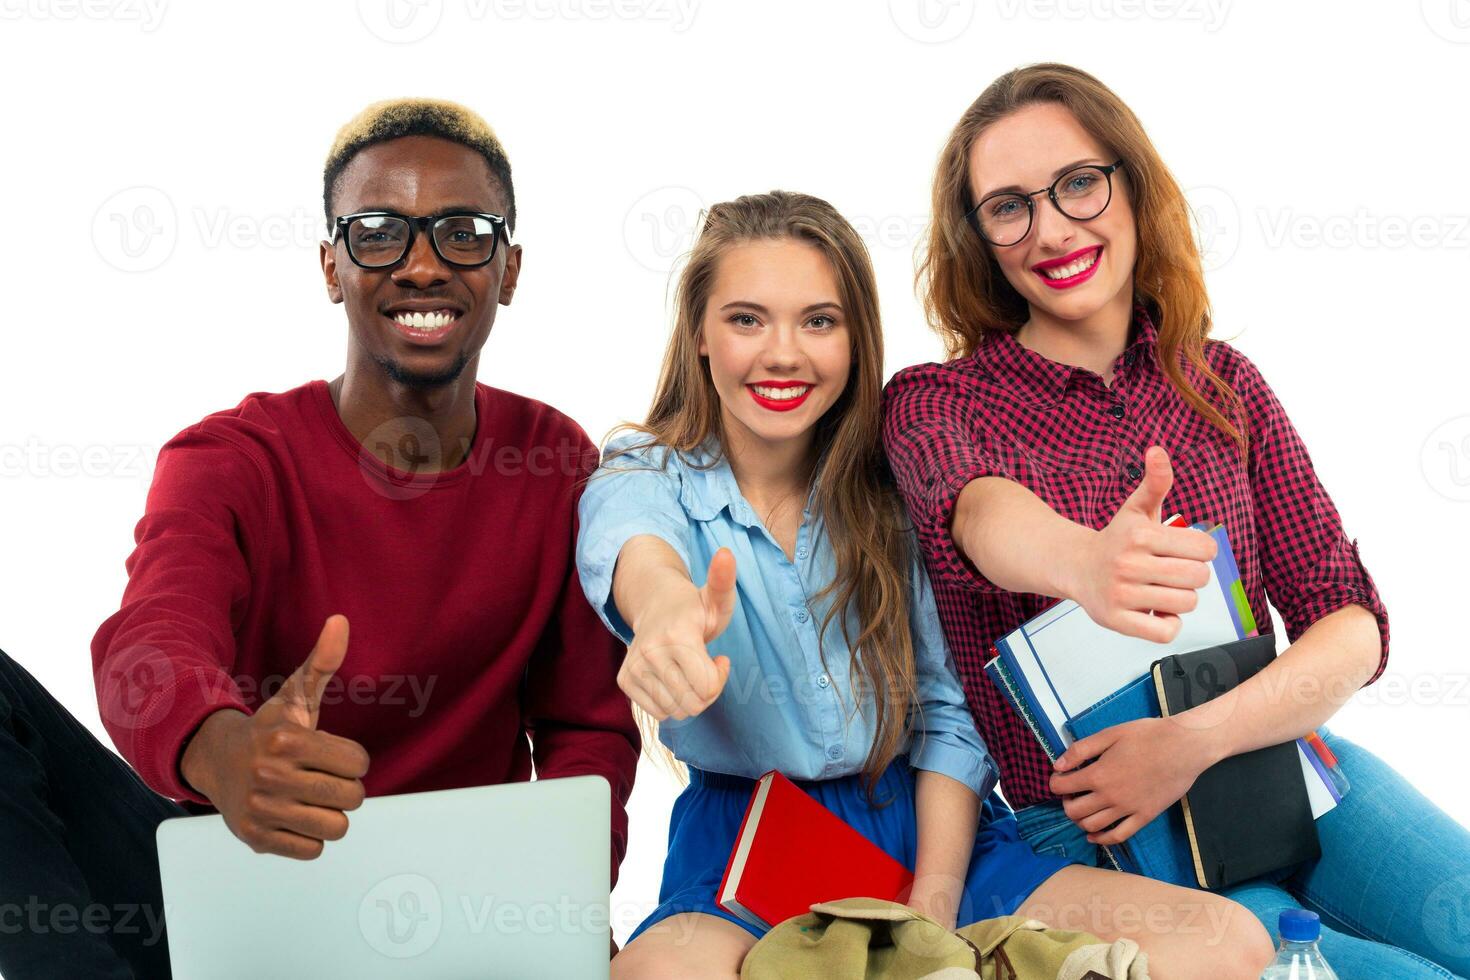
[628,759,1077,943]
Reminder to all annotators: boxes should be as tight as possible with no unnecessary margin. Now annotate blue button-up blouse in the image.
[575,432,998,798]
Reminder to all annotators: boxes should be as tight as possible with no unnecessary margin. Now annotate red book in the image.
[716,770,914,931]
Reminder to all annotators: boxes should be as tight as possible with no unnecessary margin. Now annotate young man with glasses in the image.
[0,98,639,978]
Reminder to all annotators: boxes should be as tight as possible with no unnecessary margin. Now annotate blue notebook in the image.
[1063,674,1198,887]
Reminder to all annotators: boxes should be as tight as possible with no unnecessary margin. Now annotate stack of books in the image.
[985,516,1346,889]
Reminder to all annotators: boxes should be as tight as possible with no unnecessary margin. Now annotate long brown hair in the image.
[608,190,918,801]
[919,62,1250,464]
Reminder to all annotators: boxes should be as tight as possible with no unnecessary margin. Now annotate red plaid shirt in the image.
[882,305,1390,810]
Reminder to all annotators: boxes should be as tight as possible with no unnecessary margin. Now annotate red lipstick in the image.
[746,381,813,413]
[1032,245,1103,290]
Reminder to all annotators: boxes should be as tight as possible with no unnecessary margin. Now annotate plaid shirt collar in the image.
[975,302,1160,405]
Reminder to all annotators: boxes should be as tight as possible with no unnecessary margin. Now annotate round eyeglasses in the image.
[964,160,1125,247]
[329,210,509,270]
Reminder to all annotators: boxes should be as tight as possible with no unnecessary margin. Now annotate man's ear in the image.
[498,243,523,306]
[320,240,344,304]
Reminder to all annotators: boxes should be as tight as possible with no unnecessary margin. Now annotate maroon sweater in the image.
[91,379,639,882]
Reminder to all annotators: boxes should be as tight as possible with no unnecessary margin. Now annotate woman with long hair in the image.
[579,189,1271,978]
[884,62,1470,978]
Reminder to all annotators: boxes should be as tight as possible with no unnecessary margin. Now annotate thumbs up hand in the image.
[180,615,371,860]
[618,549,737,722]
[1070,447,1219,643]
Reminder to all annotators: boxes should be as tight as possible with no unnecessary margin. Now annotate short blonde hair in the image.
[323,97,515,234]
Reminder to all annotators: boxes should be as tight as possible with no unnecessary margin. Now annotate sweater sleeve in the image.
[522,435,641,889]
[90,424,264,803]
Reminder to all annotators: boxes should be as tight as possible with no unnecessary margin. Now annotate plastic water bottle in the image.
[1260,910,1338,979]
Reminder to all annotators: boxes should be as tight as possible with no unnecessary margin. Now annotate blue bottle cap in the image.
[1279,909,1321,942]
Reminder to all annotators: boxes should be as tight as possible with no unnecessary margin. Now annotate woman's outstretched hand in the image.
[1068,445,1219,643]
[617,548,737,721]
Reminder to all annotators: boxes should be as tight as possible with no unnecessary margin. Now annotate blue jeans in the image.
[1012,729,1470,979]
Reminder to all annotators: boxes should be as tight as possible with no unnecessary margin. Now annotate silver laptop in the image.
[156,775,611,979]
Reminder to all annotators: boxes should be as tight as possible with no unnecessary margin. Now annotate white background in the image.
[1,0,1467,952]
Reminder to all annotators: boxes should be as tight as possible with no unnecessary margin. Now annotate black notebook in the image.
[1150,634,1320,890]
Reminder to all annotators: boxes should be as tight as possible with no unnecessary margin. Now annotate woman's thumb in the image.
[1123,446,1173,522]
[702,548,738,638]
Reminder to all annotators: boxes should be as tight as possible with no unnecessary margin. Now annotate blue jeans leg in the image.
[1225,877,1460,979]
[1227,728,1470,979]
[1013,727,1470,979]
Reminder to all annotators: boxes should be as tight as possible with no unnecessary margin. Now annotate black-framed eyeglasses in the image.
[328,210,510,270]
[964,160,1125,247]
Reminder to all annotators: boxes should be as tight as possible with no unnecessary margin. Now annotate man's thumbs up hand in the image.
[179,615,371,860]
[266,614,350,730]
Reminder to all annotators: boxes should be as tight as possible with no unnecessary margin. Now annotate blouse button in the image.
[817,673,831,689]
[1125,463,1143,481]
[1108,403,1125,420]
[794,609,809,624]
[826,745,842,760]
[796,546,809,560]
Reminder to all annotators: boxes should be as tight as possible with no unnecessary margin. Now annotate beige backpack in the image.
[739,897,1150,980]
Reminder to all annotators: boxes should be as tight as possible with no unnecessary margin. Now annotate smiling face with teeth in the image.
[696,238,852,461]
[320,135,522,393]
[967,102,1137,336]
